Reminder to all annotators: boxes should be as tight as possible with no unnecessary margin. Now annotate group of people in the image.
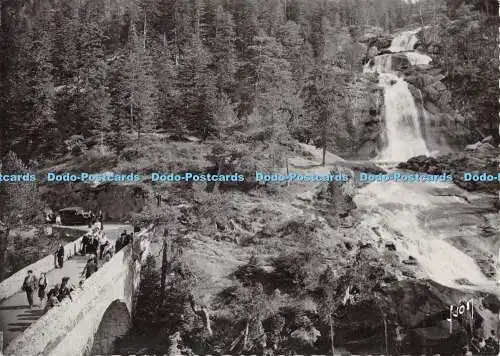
[80,224,112,261]
[87,209,104,229]
[21,222,135,313]
[22,270,77,313]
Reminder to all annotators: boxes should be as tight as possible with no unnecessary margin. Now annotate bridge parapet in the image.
[3,224,155,356]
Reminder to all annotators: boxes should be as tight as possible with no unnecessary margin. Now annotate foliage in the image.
[425,5,499,139]
[0,0,461,161]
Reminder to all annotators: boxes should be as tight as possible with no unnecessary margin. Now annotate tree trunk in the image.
[329,313,335,356]
[0,227,9,281]
[143,13,147,50]
[214,157,224,192]
[130,103,134,131]
[322,111,327,166]
[383,315,388,356]
[137,119,141,142]
[243,319,250,351]
[160,236,169,301]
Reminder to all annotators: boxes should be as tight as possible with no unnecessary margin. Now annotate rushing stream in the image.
[355,29,499,342]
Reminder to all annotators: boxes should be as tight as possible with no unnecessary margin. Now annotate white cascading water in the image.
[364,34,432,163]
[356,29,499,312]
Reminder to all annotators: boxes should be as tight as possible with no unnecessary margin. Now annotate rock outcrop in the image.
[398,137,500,194]
[345,76,385,159]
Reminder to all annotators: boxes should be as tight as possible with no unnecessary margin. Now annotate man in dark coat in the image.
[22,270,37,308]
[81,233,90,255]
[122,230,131,246]
[56,243,65,268]
[82,257,98,279]
[115,235,123,253]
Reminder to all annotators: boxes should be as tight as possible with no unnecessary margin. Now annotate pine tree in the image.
[231,0,259,56]
[124,26,159,141]
[8,7,56,160]
[0,152,42,279]
[75,20,112,140]
[212,4,237,95]
[153,42,182,134]
[258,0,285,37]
[176,35,216,138]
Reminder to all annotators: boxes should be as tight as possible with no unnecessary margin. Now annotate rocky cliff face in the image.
[403,63,468,151]
[346,76,385,159]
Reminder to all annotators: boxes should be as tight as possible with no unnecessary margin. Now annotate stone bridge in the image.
[0,224,154,356]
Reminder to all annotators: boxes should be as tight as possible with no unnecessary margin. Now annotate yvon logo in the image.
[446,299,474,333]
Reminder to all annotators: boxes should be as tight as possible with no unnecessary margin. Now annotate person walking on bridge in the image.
[99,234,109,260]
[55,243,65,268]
[38,272,48,302]
[81,232,90,255]
[22,270,37,308]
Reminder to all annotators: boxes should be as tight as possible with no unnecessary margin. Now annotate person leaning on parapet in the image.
[81,256,98,279]
[57,277,73,302]
[44,284,60,313]
[102,241,113,262]
[22,270,38,308]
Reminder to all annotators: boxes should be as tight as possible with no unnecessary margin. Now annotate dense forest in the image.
[0,0,499,354]
[0,0,497,166]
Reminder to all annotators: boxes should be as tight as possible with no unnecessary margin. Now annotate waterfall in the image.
[356,28,499,311]
[364,29,434,163]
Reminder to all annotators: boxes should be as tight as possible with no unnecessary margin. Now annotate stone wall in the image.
[0,227,87,302]
[3,226,153,356]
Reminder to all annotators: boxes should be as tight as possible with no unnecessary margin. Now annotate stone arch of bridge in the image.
[89,299,131,356]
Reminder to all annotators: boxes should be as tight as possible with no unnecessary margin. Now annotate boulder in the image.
[481,135,494,144]
[424,86,440,102]
[422,74,438,87]
[405,75,422,87]
[385,242,396,251]
[372,36,392,50]
[465,141,493,152]
[415,63,433,71]
[424,102,441,115]
[367,45,379,58]
[391,53,411,71]
[428,43,441,54]
[407,83,422,101]
[432,81,447,92]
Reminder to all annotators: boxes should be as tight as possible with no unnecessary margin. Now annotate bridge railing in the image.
[3,224,155,356]
[0,227,88,303]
